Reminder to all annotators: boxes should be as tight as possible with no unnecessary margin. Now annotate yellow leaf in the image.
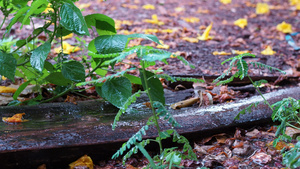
[161,29,174,33]
[267,141,294,150]
[143,14,164,25]
[296,3,300,10]
[256,3,270,14]
[212,51,231,55]
[261,46,276,55]
[2,76,7,80]
[0,86,17,93]
[69,155,93,169]
[62,33,74,40]
[276,21,293,33]
[219,0,231,4]
[182,37,199,43]
[156,40,169,49]
[142,4,155,10]
[234,18,247,29]
[232,50,251,55]
[290,0,300,5]
[197,23,213,41]
[182,17,200,23]
[121,4,138,9]
[2,113,29,123]
[175,7,185,12]
[143,28,159,34]
[43,3,54,14]
[54,42,81,54]
[76,3,91,9]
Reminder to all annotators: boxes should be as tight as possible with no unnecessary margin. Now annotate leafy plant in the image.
[1,0,199,167]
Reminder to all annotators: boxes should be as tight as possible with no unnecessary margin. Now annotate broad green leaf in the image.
[12,0,30,8]
[45,72,72,86]
[140,70,165,105]
[13,81,30,100]
[44,61,54,72]
[62,61,85,82]
[60,2,90,35]
[124,73,141,85]
[21,0,48,28]
[55,25,73,37]
[94,35,128,54]
[30,42,51,72]
[85,14,116,35]
[0,51,16,80]
[101,77,132,108]
[91,60,107,76]
[127,34,161,44]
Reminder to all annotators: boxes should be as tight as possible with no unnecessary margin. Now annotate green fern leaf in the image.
[176,55,195,69]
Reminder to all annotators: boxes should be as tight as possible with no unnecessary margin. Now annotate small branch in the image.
[40,83,74,103]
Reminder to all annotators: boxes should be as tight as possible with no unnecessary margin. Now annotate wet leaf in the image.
[198,23,213,41]
[69,155,94,169]
[0,86,17,93]
[276,21,293,33]
[2,113,29,123]
[261,46,276,55]
[234,18,247,29]
[0,52,16,81]
[54,42,81,54]
[30,42,51,72]
[212,51,231,55]
[62,61,85,82]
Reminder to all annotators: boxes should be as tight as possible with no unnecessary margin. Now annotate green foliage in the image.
[282,140,300,168]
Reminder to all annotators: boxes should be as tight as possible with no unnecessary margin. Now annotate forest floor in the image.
[1,0,300,168]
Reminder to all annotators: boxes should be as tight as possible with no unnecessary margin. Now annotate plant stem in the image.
[248,75,273,111]
[85,59,103,77]
[40,83,74,103]
[141,61,163,155]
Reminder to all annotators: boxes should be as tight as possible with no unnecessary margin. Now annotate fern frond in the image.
[112,125,149,160]
[121,139,150,165]
[76,68,136,86]
[153,101,181,127]
[176,55,195,69]
[250,62,286,74]
[155,74,177,82]
[172,130,197,160]
[107,46,141,65]
[88,51,121,59]
[234,102,260,120]
[236,59,248,80]
[112,90,142,130]
[155,74,204,83]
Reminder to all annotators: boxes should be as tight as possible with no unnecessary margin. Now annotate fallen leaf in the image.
[69,155,94,169]
[62,33,73,40]
[250,152,271,165]
[261,46,276,55]
[256,3,270,14]
[198,23,213,41]
[43,3,54,14]
[142,4,155,10]
[232,50,251,55]
[212,51,231,55]
[143,14,164,25]
[54,42,81,54]
[0,86,17,93]
[276,21,293,34]
[285,127,300,138]
[219,0,231,5]
[290,0,300,5]
[181,37,199,43]
[121,4,138,9]
[76,3,91,10]
[234,18,247,29]
[156,40,169,49]
[175,7,185,12]
[182,17,200,23]
[2,113,29,123]
[267,141,294,150]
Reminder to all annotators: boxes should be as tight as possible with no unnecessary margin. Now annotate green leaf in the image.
[102,77,132,108]
[141,49,172,62]
[124,73,141,85]
[55,25,73,37]
[13,81,30,100]
[140,70,165,105]
[5,6,30,35]
[44,61,54,72]
[30,42,51,72]
[94,35,128,54]
[62,61,85,82]
[127,34,161,44]
[21,0,48,28]
[60,2,90,35]
[85,14,116,35]
[0,51,16,81]
[45,72,72,86]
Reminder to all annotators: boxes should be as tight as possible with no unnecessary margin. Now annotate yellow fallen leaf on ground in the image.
[43,3,54,14]
[54,42,81,54]
[256,3,270,14]
[142,4,155,10]
[198,23,213,41]
[232,50,251,54]
[276,21,292,33]
[1,76,7,80]
[156,40,169,49]
[182,17,200,23]
[121,4,138,9]
[212,51,231,55]
[182,37,199,43]
[219,0,231,4]
[62,33,73,40]
[69,155,93,169]
[143,14,164,25]
[261,46,276,55]
[77,3,91,9]
[175,7,185,12]
[234,18,247,29]
[0,86,17,93]
[2,113,29,123]
[290,0,300,5]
